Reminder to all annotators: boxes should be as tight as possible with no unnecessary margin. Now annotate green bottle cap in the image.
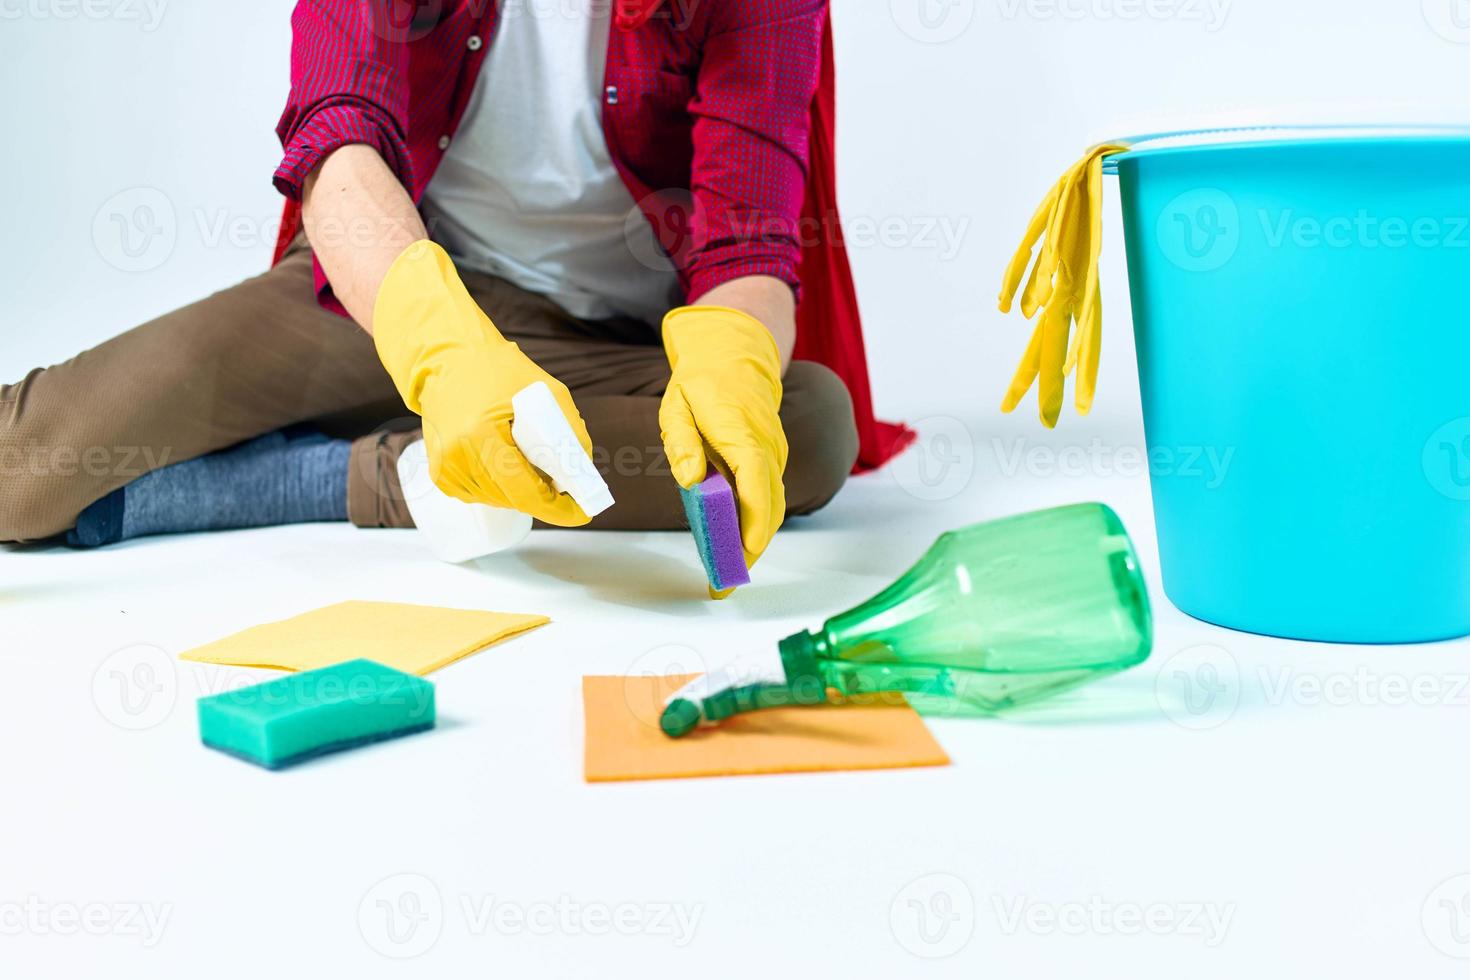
[660,698,703,738]
[778,631,828,705]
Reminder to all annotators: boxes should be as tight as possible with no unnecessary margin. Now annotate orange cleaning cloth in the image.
[179,600,548,676]
[583,674,950,782]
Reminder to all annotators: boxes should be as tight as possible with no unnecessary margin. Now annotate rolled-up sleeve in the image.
[684,0,826,302]
[272,0,416,201]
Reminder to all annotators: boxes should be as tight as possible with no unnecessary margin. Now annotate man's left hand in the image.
[659,306,789,575]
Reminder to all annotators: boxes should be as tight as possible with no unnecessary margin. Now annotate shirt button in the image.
[437,135,450,150]
[605,85,619,105]
[466,34,482,51]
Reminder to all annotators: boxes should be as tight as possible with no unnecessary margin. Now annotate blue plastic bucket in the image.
[1111,128,1470,643]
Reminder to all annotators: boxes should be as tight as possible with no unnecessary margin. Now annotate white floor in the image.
[4,403,1470,979]
[11,1,1470,971]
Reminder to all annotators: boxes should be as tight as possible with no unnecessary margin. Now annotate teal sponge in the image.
[197,659,435,769]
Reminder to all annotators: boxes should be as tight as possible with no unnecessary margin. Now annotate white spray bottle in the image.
[396,381,613,563]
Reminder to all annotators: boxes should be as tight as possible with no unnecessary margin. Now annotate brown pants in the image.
[0,246,859,543]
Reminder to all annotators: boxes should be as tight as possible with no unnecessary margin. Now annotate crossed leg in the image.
[0,247,858,543]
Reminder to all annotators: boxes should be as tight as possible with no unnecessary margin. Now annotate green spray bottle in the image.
[661,503,1153,737]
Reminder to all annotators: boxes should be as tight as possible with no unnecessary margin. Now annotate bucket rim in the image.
[1101,124,1470,172]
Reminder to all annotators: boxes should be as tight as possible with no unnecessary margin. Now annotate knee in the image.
[781,361,859,516]
[0,462,64,544]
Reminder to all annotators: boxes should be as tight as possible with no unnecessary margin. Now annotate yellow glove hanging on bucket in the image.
[660,306,788,580]
[373,240,595,527]
[999,142,1128,427]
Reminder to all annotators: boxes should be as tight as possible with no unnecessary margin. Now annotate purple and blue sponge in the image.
[679,469,751,592]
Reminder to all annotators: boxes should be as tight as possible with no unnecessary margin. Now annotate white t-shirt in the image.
[420,1,680,326]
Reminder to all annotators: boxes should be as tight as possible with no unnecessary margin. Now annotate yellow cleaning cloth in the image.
[583,674,951,782]
[180,601,548,675]
[1000,142,1129,427]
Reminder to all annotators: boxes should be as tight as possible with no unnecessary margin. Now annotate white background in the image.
[4,1,1470,977]
[7,0,1470,410]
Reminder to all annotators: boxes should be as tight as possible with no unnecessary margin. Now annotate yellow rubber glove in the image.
[660,306,788,585]
[373,240,594,526]
[999,142,1128,427]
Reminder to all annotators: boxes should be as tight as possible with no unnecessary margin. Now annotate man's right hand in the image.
[372,240,595,526]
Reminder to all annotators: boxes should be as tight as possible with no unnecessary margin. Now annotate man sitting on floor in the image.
[0,0,911,570]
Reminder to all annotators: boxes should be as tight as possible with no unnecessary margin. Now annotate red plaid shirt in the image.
[270,0,913,469]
